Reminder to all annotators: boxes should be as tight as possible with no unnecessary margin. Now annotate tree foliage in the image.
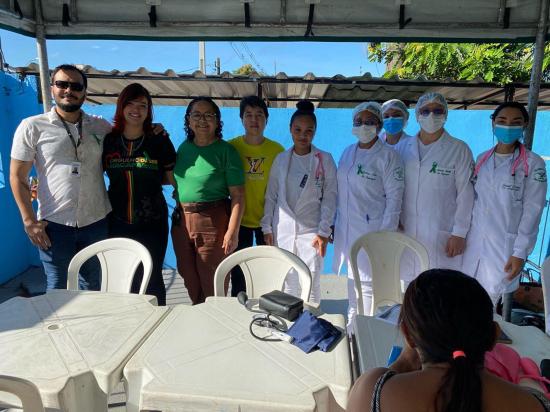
[368,43,550,84]
[232,63,258,76]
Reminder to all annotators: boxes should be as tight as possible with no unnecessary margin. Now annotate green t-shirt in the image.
[174,139,245,203]
[228,136,284,228]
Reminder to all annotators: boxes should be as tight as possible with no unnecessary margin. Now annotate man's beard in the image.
[57,102,82,112]
[55,94,84,112]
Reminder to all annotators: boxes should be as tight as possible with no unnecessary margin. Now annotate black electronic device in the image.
[259,290,303,321]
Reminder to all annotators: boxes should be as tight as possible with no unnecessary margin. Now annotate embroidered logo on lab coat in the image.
[356,164,377,180]
[393,166,404,181]
[533,167,547,183]
[428,162,453,176]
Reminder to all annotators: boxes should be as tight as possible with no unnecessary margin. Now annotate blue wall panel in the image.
[0,72,42,284]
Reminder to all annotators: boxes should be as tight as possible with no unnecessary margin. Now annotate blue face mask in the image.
[494,125,524,144]
[383,117,405,135]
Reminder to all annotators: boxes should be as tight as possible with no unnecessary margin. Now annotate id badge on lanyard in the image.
[59,114,83,178]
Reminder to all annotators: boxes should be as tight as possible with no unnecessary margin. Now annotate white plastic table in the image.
[353,314,550,374]
[124,297,352,412]
[0,289,169,411]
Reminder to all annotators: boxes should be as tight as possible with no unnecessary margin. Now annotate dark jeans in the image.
[39,218,109,290]
[230,226,265,297]
[109,214,169,306]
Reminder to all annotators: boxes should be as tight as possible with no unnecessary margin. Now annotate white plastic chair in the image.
[0,375,44,411]
[541,257,550,335]
[67,238,153,294]
[350,231,429,316]
[213,245,312,301]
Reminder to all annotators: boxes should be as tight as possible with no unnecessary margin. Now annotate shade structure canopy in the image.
[0,0,548,42]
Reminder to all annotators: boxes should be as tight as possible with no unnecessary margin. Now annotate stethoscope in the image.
[473,143,529,201]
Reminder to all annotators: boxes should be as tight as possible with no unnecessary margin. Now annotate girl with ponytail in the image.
[261,100,337,303]
[347,269,549,412]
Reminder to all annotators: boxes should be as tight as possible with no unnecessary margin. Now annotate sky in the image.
[0,28,383,77]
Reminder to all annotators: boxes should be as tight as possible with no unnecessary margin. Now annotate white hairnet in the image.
[415,92,448,118]
[352,101,383,124]
[381,99,410,120]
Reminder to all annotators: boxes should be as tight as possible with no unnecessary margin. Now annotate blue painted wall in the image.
[85,104,550,274]
[2,74,550,282]
[0,72,42,283]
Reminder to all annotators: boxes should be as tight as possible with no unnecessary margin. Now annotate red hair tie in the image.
[452,350,466,359]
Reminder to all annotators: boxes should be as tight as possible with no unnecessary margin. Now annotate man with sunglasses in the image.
[10,64,113,291]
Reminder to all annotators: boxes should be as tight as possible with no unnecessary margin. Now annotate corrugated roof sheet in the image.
[9,64,550,110]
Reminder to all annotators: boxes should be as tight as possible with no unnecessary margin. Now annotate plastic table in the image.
[124,297,352,412]
[353,314,550,374]
[0,289,169,411]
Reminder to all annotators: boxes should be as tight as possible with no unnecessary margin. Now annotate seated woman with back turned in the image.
[347,269,549,412]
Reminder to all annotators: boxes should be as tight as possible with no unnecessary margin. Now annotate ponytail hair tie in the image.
[452,350,466,360]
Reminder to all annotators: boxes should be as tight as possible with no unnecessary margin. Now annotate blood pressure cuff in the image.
[259,290,303,321]
[287,310,342,353]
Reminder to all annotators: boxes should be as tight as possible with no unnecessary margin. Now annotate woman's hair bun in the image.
[296,99,315,113]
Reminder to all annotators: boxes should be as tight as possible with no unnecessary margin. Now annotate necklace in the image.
[120,134,145,155]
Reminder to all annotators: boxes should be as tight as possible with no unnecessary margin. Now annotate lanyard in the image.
[473,143,529,178]
[58,113,83,161]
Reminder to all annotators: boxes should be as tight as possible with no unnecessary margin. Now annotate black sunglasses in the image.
[53,80,85,92]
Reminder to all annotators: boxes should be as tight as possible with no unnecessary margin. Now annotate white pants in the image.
[284,268,321,304]
[347,277,373,331]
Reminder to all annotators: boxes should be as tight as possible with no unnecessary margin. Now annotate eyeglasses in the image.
[419,108,445,117]
[52,80,85,92]
[353,120,379,127]
[188,112,217,122]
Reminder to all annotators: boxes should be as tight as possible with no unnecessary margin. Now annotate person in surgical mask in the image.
[332,101,405,327]
[463,102,547,319]
[380,98,412,152]
[399,92,474,283]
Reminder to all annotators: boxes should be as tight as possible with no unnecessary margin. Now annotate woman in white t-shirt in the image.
[261,100,337,303]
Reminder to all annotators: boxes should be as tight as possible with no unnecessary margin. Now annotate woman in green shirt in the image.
[171,97,245,304]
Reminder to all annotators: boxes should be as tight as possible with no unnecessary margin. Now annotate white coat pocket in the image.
[501,177,525,202]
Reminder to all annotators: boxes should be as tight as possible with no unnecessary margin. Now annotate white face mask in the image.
[352,125,377,144]
[418,113,446,134]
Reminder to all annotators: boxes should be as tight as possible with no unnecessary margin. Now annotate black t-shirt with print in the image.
[103,131,176,224]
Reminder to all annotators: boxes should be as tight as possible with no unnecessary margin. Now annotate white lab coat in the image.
[379,130,413,154]
[261,145,337,301]
[400,131,474,279]
[333,139,405,281]
[463,148,547,297]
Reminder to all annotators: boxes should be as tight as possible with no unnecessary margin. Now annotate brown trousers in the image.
[171,202,230,304]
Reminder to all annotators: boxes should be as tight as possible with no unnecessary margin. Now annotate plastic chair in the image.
[0,375,44,411]
[541,257,550,335]
[350,231,429,316]
[67,238,152,294]
[213,245,312,301]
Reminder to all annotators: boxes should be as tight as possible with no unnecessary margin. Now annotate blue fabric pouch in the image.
[287,310,342,353]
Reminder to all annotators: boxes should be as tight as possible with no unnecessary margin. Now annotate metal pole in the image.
[34,0,51,112]
[198,41,206,73]
[524,0,549,150]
